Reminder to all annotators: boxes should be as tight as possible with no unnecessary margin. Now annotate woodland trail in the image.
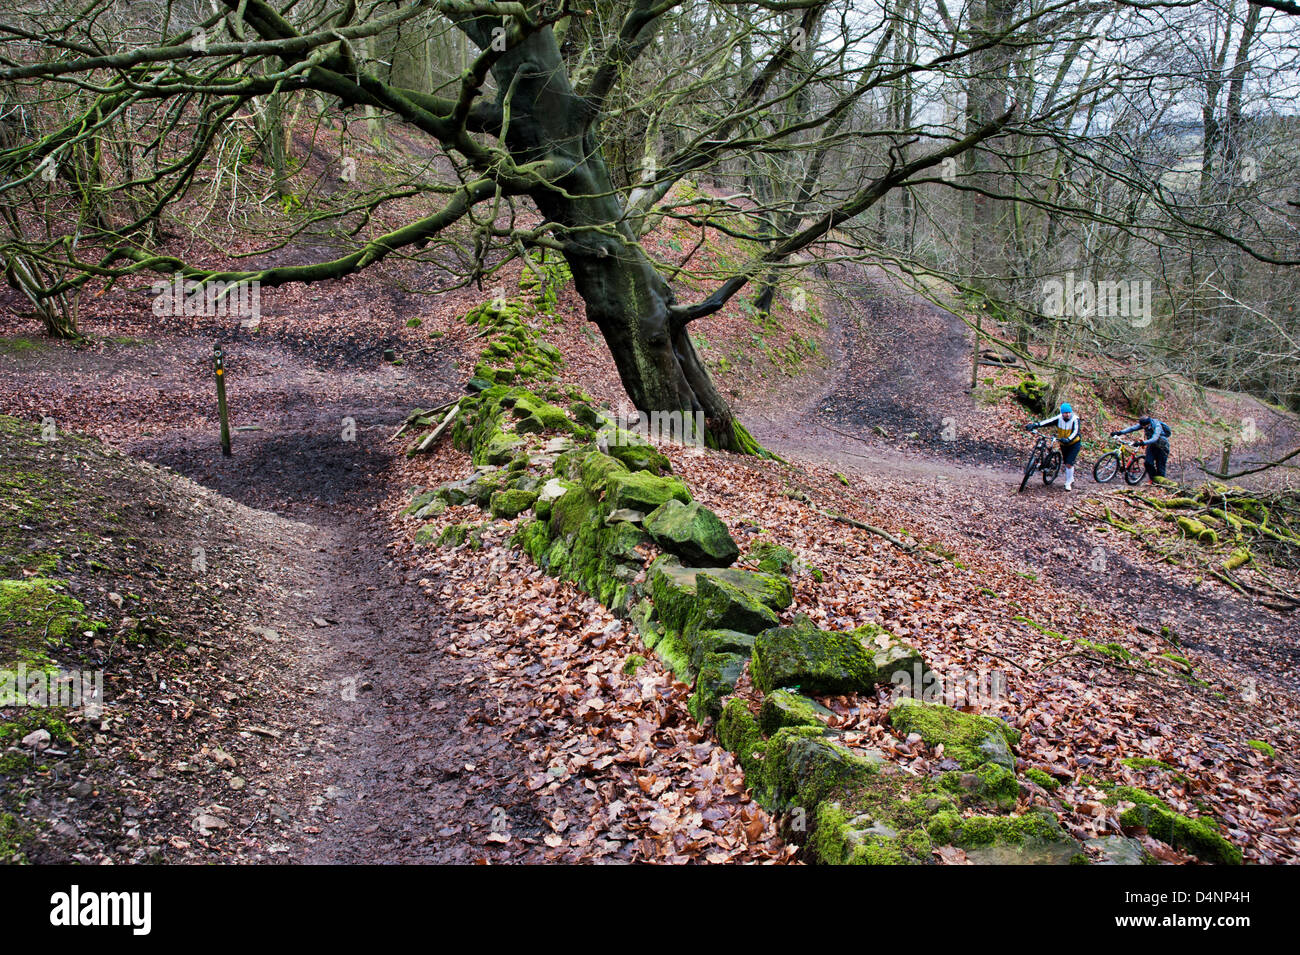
[749,267,1300,698]
[135,397,550,863]
[2,267,1296,864]
[0,309,790,862]
[0,319,560,861]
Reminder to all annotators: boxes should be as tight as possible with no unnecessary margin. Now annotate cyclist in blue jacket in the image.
[1025,402,1082,491]
[1112,416,1170,484]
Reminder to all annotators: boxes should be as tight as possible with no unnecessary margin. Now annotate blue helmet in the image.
[1060,402,1073,415]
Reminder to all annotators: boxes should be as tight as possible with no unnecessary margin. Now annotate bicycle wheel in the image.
[1042,451,1061,485]
[1093,452,1119,484]
[1019,448,1040,492]
[1124,455,1146,485]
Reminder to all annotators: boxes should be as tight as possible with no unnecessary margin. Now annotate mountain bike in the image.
[1093,438,1146,485]
[1019,434,1061,492]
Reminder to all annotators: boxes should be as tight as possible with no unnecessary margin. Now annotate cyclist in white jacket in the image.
[1025,402,1082,490]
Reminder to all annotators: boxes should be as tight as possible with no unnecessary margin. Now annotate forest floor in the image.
[0,272,789,863]
[1,257,1297,864]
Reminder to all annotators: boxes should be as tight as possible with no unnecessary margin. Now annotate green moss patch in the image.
[888,698,1019,772]
[759,689,834,735]
[489,488,538,519]
[1025,767,1061,790]
[604,470,691,513]
[0,578,92,671]
[1110,786,1242,865]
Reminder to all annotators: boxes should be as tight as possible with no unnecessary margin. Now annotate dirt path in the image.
[744,263,1017,473]
[0,310,560,860]
[134,401,550,861]
[750,267,1300,695]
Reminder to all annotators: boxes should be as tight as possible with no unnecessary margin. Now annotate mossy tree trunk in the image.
[463,19,752,451]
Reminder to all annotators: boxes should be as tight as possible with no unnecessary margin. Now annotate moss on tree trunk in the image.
[466,18,760,454]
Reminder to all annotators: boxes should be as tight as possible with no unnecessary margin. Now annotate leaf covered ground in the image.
[2,210,1297,864]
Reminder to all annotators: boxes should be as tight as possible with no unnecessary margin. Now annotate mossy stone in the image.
[811,800,930,865]
[718,699,767,781]
[700,567,793,611]
[1112,787,1242,865]
[939,762,1019,811]
[933,808,1083,865]
[605,470,690,512]
[489,488,539,519]
[577,451,628,494]
[688,651,748,722]
[687,628,757,670]
[749,540,822,581]
[644,499,739,567]
[762,728,884,812]
[750,621,879,696]
[548,485,601,540]
[689,573,779,636]
[476,428,523,466]
[851,623,929,685]
[510,393,571,433]
[759,689,835,735]
[647,556,701,636]
[606,439,672,475]
[888,698,1019,772]
[436,523,473,548]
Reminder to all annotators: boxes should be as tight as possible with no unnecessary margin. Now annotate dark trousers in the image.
[1145,444,1168,480]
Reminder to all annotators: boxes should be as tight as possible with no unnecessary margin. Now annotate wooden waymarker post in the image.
[214,345,232,457]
